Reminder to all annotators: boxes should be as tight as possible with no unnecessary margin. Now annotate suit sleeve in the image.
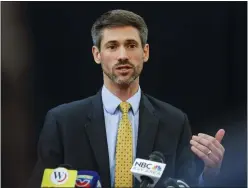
[175,113,199,186]
[27,110,63,188]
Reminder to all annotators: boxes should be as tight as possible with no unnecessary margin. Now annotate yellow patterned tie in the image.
[114,102,133,188]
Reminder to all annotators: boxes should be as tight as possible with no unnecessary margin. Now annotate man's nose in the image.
[117,47,128,61]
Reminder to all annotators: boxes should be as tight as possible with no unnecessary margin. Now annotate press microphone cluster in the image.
[41,151,190,188]
[41,166,102,188]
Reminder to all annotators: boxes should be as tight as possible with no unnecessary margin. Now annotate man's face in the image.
[92,26,149,86]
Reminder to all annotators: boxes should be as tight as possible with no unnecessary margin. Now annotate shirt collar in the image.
[101,85,141,115]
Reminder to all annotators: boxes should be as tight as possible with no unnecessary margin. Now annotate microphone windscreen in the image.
[149,151,165,163]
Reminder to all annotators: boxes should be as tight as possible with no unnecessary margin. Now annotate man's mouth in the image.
[116,65,132,70]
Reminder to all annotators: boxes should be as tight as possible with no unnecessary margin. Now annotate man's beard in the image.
[101,60,142,86]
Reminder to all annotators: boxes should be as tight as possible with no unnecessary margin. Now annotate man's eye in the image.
[128,44,136,48]
[108,45,116,49]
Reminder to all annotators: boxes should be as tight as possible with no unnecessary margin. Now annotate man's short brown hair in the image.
[91,9,148,49]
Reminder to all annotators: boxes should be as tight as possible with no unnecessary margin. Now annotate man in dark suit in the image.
[28,9,225,188]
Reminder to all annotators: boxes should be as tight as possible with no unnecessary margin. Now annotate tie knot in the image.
[119,102,131,114]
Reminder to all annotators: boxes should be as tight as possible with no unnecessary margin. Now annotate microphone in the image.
[58,163,74,169]
[76,170,102,188]
[131,151,166,187]
[163,178,190,188]
[41,167,78,187]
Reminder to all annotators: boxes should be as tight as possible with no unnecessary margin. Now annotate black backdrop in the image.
[2,1,247,188]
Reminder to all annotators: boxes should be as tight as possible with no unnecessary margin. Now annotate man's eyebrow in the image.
[103,39,139,47]
[125,39,139,44]
[104,40,118,45]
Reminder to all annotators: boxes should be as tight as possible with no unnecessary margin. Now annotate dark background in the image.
[2,1,247,188]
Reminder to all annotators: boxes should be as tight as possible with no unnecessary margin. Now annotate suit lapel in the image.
[136,93,159,159]
[135,93,159,187]
[85,89,111,188]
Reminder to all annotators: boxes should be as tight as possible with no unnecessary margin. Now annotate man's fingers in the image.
[190,146,215,167]
[192,135,223,160]
[190,139,221,163]
[197,133,225,153]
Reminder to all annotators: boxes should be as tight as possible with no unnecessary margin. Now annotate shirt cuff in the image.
[198,172,205,186]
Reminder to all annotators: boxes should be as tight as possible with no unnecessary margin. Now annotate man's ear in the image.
[143,43,149,62]
[92,46,101,64]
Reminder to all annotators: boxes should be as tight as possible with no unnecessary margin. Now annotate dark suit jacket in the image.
[27,89,199,188]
